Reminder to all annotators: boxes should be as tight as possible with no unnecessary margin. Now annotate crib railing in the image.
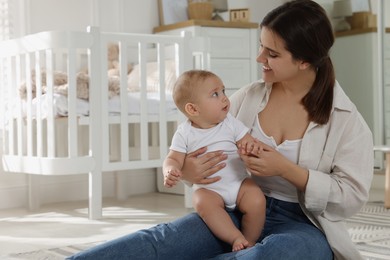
[0,30,96,174]
[0,27,205,219]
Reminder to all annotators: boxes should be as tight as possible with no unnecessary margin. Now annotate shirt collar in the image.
[332,80,354,113]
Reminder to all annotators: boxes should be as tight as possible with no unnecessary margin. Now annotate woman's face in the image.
[256,27,302,83]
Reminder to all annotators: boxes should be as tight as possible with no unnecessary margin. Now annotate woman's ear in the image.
[299,60,311,70]
[184,103,199,116]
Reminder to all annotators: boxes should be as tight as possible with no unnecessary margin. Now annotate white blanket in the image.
[9,92,177,118]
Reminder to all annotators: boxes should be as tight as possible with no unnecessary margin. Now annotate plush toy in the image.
[108,76,121,98]
[19,43,131,100]
[107,43,133,77]
[50,71,120,100]
[19,69,68,100]
[52,71,90,100]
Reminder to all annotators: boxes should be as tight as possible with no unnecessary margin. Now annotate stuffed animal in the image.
[19,43,132,100]
[19,69,68,100]
[50,71,120,100]
[108,76,121,98]
[107,43,133,77]
[52,71,90,100]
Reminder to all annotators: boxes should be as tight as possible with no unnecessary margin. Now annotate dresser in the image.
[153,20,260,97]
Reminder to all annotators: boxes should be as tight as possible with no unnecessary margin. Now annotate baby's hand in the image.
[238,138,262,157]
[164,169,182,188]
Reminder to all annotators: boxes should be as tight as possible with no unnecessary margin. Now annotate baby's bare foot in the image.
[232,236,249,252]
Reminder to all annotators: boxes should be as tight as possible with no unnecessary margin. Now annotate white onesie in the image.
[170,113,249,209]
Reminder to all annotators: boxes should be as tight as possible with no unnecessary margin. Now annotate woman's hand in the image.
[239,141,287,177]
[181,147,227,185]
[239,141,309,191]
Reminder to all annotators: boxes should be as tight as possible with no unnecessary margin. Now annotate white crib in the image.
[0,27,207,219]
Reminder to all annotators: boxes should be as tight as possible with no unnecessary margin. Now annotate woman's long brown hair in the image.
[261,0,335,125]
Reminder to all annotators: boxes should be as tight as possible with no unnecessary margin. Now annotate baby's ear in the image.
[184,103,199,116]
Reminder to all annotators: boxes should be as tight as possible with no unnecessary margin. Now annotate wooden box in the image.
[347,12,377,29]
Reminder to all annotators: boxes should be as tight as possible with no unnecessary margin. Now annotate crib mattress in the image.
[9,92,178,118]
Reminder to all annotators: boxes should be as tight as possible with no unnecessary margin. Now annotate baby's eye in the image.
[212,92,219,97]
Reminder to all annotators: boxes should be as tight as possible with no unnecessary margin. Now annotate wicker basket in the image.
[188,2,214,20]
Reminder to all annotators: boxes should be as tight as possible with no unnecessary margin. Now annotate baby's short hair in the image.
[172,70,218,114]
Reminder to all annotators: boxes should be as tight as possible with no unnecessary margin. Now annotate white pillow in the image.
[127,60,176,93]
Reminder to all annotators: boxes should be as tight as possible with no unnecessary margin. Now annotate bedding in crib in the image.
[7,59,178,118]
[7,91,177,118]
[7,54,177,118]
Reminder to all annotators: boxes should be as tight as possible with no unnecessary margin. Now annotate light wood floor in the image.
[0,187,385,258]
[0,193,192,257]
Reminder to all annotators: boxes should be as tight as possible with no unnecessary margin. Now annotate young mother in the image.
[68,0,373,259]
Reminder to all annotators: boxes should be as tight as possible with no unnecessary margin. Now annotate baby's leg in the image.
[193,188,248,251]
[236,178,266,247]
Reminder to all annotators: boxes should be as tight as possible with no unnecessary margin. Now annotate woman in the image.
[68,0,373,259]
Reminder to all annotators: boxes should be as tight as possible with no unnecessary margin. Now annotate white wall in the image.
[25,0,160,34]
[24,0,285,35]
[19,0,390,36]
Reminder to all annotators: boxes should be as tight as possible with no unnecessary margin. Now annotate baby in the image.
[163,70,266,251]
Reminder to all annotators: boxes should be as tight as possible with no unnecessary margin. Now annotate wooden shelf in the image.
[154,21,390,37]
[153,20,258,33]
[335,27,390,38]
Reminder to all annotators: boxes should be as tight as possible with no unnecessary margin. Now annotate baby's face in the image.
[195,76,230,127]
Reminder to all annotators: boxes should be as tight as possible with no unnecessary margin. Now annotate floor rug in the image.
[6,241,103,260]
[7,202,390,260]
[346,201,390,260]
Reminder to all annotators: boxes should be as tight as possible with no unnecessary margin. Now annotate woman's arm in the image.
[181,147,227,185]
[303,114,374,219]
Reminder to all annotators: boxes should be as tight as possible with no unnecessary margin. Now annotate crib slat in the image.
[4,58,9,154]
[35,51,43,157]
[6,57,15,156]
[157,42,168,159]
[119,41,129,162]
[178,32,192,81]
[45,49,55,157]
[0,58,6,153]
[138,42,148,161]
[15,55,24,157]
[99,35,109,166]
[87,26,103,220]
[67,47,78,157]
[25,53,33,156]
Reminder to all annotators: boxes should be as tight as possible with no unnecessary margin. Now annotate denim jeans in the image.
[67,196,333,260]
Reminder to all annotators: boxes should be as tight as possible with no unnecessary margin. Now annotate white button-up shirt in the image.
[229,80,374,260]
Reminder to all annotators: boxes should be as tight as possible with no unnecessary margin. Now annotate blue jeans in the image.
[67,196,333,260]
